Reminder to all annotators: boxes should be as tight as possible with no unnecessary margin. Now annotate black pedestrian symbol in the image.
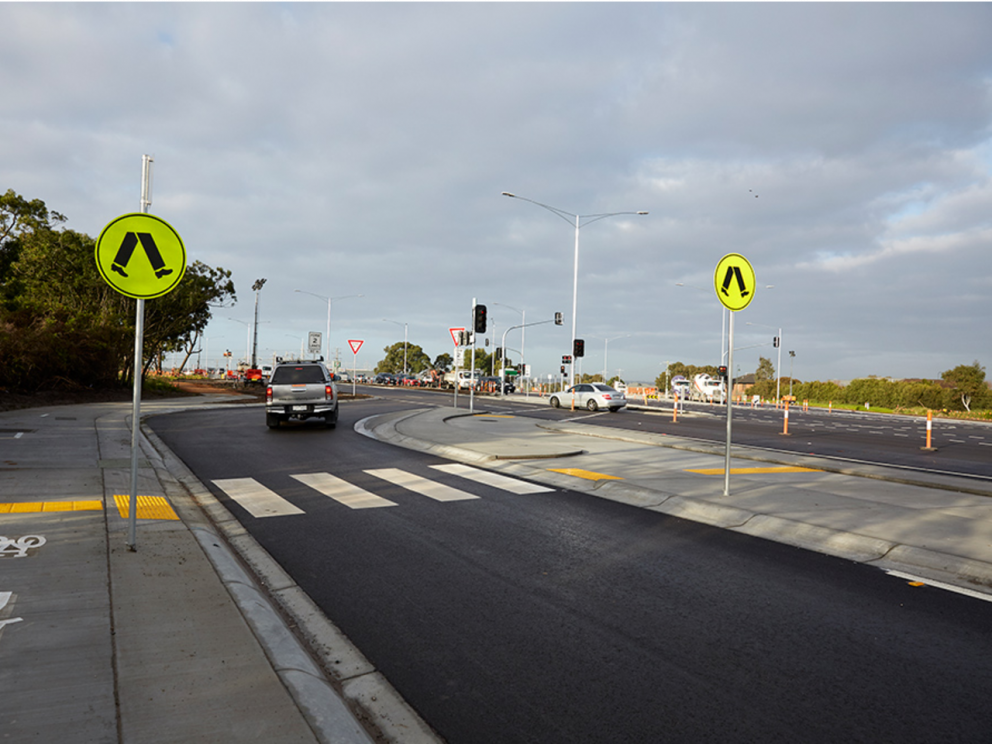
[720,265,749,298]
[110,232,173,280]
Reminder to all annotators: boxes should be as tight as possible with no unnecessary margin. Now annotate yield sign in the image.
[449,327,465,346]
[348,339,364,354]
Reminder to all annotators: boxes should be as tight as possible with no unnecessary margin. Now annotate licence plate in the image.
[291,405,309,412]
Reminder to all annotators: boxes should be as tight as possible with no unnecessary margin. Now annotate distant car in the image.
[265,359,338,429]
[549,383,626,412]
[374,373,394,385]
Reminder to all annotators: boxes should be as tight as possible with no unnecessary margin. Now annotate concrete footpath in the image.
[4,392,992,743]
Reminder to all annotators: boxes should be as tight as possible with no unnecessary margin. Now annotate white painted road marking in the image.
[365,468,480,502]
[212,478,304,518]
[430,463,554,494]
[291,472,397,509]
[886,570,992,603]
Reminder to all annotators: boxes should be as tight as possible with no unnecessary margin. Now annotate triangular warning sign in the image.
[348,339,364,354]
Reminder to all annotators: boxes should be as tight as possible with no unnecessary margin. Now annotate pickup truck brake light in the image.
[325,384,334,400]
[266,385,273,402]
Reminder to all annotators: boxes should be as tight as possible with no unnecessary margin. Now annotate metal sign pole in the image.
[723,310,735,497]
[469,298,477,413]
[126,154,152,550]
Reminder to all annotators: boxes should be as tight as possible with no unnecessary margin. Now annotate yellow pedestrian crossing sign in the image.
[714,253,756,311]
[95,213,186,299]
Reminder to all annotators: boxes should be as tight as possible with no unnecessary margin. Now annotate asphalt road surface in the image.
[149,393,992,743]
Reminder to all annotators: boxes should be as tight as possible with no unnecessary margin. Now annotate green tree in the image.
[941,361,987,412]
[375,342,431,374]
[433,352,453,372]
[755,356,775,382]
[143,261,236,378]
[0,190,236,390]
[1,225,131,388]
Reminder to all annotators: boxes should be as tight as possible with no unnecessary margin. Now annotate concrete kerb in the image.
[140,419,441,744]
[364,407,992,597]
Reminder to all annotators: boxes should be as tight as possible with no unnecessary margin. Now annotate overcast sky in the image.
[4,2,991,384]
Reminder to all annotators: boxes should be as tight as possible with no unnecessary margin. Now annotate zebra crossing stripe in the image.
[365,468,480,502]
[430,463,553,494]
[212,478,305,518]
[291,472,397,509]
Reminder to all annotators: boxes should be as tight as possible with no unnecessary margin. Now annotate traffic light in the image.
[474,304,487,333]
[554,312,563,326]
[773,336,780,348]
[560,366,565,374]
[573,339,585,358]
[562,355,572,365]
[718,365,728,380]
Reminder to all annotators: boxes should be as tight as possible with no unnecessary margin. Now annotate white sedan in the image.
[549,383,626,412]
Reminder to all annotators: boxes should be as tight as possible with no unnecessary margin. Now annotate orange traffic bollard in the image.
[921,409,937,451]
[781,401,790,436]
[673,393,679,422]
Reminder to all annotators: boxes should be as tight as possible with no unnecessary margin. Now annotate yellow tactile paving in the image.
[0,497,177,520]
[0,500,104,513]
[113,495,179,520]
[547,468,623,481]
[686,466,821,475]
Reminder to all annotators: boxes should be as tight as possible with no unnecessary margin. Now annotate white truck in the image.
[690,373,725,403]
[441,369,481,390]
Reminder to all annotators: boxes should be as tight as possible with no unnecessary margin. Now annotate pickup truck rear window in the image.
[271,366,326,384]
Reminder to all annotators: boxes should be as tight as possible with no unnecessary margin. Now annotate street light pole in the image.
[295,291,363,363]
[502,191,647,387]
[251,278,266,368]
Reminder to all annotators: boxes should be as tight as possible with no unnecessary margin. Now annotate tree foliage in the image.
[375,342,431,374]
[941,361,987,412]
[0,189,236,390]
[754,356,775,382]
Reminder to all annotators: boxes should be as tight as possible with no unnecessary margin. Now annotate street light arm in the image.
[501,192,577,226]
[503,192,648,229]
[578,211,648,229]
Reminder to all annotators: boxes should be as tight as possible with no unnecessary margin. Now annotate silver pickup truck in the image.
[265,359,338,429]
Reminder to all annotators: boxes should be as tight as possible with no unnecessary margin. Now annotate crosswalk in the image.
[212,464,553,518]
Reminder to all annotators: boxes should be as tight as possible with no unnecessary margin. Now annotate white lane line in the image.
[430,463,554,494]
[212,478,304,518]
[886,570,992,603]
[291,472,397,509]
[365,468,480,502]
